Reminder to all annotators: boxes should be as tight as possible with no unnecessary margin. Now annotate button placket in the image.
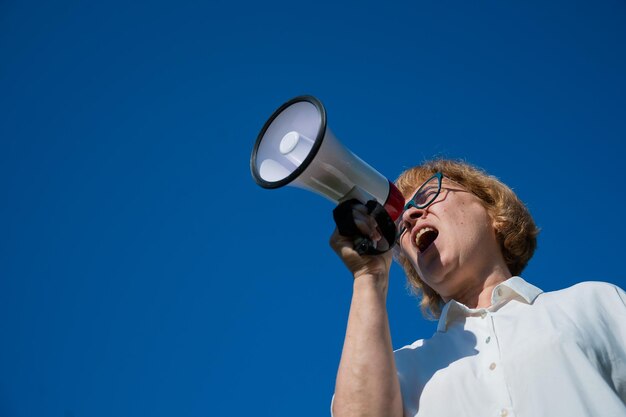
[495,407,517,417]
[486,315,500,372]
[487,314,515,417]
[480,311,496,364]
[477,311,499,377]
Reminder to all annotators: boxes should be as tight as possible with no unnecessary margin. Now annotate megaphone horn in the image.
[250,95,404,220]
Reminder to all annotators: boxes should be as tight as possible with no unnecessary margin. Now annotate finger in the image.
[352,210,382,241]
[329,227,356,250]
[352,203,370,215]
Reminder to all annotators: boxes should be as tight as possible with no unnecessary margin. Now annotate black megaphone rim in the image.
[250,95,327,189]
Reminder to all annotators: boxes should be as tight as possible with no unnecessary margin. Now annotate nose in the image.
[401,205,427,225]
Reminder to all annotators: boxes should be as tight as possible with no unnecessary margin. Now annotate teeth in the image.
[414,227,435,245]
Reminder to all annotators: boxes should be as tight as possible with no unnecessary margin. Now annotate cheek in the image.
[440,204,471,232]
[441,203,492,243]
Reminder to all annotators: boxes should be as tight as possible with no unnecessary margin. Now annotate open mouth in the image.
[415,227,439,253]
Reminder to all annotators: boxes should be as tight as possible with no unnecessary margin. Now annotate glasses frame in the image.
[403,172,443,211]
[395,172,443,243]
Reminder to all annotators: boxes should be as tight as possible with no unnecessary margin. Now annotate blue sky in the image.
[1,1,625,416]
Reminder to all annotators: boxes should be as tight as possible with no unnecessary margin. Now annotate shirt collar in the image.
[436,276,543,332]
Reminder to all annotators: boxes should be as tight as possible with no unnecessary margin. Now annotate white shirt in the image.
[394,277,626,417]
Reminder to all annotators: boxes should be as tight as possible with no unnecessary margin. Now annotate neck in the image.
[442,263,512,309]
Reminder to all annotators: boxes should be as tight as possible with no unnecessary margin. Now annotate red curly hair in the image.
[394,159,539,319]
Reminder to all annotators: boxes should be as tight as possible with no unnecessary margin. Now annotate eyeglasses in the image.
[395,172,443,243]
[403,172,444,211]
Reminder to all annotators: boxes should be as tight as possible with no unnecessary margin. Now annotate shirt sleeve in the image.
[607,284,626,402]
[615,285,626,308]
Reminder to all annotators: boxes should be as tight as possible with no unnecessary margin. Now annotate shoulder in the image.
[536,281,626,316]
[394,337,435,365]
[394,338,425,355]
[540,281,624,302]
[393,332,451,364]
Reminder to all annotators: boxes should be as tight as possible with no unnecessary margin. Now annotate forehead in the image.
[406,172,436,191]
[408,174,463,195]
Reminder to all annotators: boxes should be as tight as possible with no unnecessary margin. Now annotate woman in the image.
[330,159,626,417]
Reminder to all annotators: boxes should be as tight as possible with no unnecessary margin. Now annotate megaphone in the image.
[250,95,405,252]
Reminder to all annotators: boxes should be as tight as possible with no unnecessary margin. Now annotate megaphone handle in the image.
[353,236,374,255]
[333,199,397,255]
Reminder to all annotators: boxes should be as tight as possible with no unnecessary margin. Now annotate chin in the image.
[417,256,455,289]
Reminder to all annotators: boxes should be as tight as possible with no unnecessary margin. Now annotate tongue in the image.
[418,230,438,252]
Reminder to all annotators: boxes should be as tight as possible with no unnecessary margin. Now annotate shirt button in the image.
[480,311,487,319]
[485,336,491,344]
[500,409,508,417]
[489,362,497,370]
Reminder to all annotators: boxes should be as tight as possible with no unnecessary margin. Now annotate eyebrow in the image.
[411,184,439,197]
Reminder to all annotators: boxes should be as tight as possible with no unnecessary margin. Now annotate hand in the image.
[329,203,393,280]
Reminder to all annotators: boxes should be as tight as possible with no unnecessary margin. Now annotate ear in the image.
[490,214,506,244]
[492,218,500,234]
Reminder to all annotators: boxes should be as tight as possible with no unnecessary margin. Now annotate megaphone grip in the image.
[333,199,397,255]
